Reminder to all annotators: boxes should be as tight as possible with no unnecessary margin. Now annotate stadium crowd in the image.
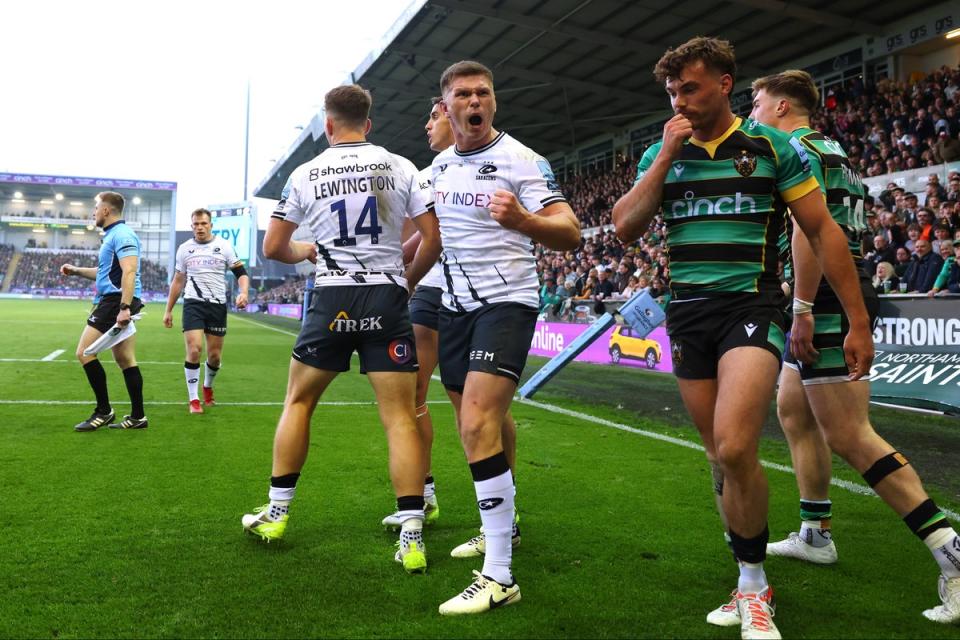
[0,243,14,286]
[9,249,169,292]
[257,278,306,304]
[532,65,960,311]
[811,65,960,175]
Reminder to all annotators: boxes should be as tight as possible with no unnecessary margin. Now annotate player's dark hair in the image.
[654,36,737,84]
[752,70,819,115]
[97,191,125,214]
[324,84,372,129]
[440,60,494,95]
[191,208,212,221]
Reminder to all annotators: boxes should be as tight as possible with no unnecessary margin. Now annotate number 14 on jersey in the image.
[332,196,382,247]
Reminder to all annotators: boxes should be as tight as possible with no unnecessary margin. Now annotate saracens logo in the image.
[670,340,683,366]
[478,497,504,511]
[733,150,757,177]
[328,311,383,332]
[476,163,498,180]
[388,338,414,365]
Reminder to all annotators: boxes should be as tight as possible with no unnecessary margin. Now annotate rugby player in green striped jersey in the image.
[613,37,873,640]
[751,69,960,625]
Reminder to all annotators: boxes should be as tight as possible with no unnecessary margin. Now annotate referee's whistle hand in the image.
[162,312,173,329]
[60,264,74,277]
[116,308,131,327]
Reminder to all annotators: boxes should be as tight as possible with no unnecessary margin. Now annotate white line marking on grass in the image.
[0,399,448,407]
[0,359,183,365]
[517,397,960,520]
[230,314,299,337]
[41,349,65,361]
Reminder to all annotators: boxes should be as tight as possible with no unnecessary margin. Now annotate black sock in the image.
[83,360,111,413]
[122,366,145,419]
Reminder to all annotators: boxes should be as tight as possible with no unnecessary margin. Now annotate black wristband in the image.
[119,303,131,311]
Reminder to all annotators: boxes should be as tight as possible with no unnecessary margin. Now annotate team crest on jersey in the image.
[439,164,448,173]
[476,163,498,181]
[670,340,683,365]
[733,151,757,177]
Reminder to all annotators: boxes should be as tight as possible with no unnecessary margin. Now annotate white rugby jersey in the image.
[416,165,446,290]
[431,132,566,311]
[273,141,433,289]
[174,236,241,304]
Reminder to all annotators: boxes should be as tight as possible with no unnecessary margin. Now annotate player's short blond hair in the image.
[191,208,212,221]
[440,60,494,95]
[654,37,737,83]
[324,84,372,129]
[97,191,125,214]
[752,70,820,115]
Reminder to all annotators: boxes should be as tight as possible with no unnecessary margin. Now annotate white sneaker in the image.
[923,574,960,624]
[767,531,837,564]
[706,589,741,627]
[450,526,521,558]
[737,586,781,640]
[438,570,520,615]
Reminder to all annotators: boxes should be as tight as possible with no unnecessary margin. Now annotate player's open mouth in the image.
[468,114,483,126]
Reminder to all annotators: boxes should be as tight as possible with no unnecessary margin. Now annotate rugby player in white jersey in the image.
[163,208,250,413]
[240,85,442,575]
[431,61,580,615]
[381,98,523,548]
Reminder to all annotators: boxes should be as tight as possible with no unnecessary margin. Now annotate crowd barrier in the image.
[531,295,960,413]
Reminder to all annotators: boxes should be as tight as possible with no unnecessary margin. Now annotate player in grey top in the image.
[164,208,250,413]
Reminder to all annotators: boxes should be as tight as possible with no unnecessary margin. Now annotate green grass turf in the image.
[1,299,958,638]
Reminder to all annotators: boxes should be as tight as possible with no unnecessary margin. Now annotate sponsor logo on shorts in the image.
[88,315,97,323]
[470,350,495,362]
[673,163,685,178]
[328,311,383,332]
[208,326,227,333]
[388,339,413,364]
[744,322,758,337]
[477,497,503,511]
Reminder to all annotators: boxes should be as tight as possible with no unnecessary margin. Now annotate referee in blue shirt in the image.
[60,191,147,431]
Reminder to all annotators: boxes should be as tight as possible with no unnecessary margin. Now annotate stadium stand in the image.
[8,249,168,294]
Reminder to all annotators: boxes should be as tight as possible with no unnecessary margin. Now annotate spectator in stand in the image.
[902,192,921,224]
[947,175,960,203]
[929,239,960,296]
[905,239,945,293]
[926,174,948,203]
[618,275,641,299]
[933,130,960,163]
[864,234,897,277]
[538,276,561,314]
[905,223,921,253]
[917,208,935,241]
[894,246,913,278]
[933,223,954,255]
[873,261,899,294]
[879,210,905,247]
[938,238,954,262]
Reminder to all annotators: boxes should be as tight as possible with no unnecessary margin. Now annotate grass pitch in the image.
[1,299,958,639]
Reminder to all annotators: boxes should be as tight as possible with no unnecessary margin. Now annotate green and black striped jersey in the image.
[636,117,819,296]
[784,126,868,289]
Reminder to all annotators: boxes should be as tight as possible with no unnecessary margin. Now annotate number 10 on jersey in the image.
[332,195,382,247]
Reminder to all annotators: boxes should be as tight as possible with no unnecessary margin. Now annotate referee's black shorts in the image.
[87,294,143,334]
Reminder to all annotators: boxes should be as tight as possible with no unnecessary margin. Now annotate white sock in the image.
[475,470,515,585]
[184,363,200,401]
[924,527,960,578]
[424,476,436,501]
[738,561,768,594]
[400,516,424,548]
[800,519,833,548]
[204,361,219,388]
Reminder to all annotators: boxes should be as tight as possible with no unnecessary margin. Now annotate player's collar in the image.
[688,117,741,159]
[455,131,505,157]
[102,220,126,232]
[330,141,371,147]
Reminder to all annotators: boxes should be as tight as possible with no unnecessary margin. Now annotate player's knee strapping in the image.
[861,451,910,488]
[415,403,429,419]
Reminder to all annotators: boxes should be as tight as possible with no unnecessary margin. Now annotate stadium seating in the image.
[8,249,168,293]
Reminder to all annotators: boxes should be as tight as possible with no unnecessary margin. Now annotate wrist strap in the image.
[792,297,814,315]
